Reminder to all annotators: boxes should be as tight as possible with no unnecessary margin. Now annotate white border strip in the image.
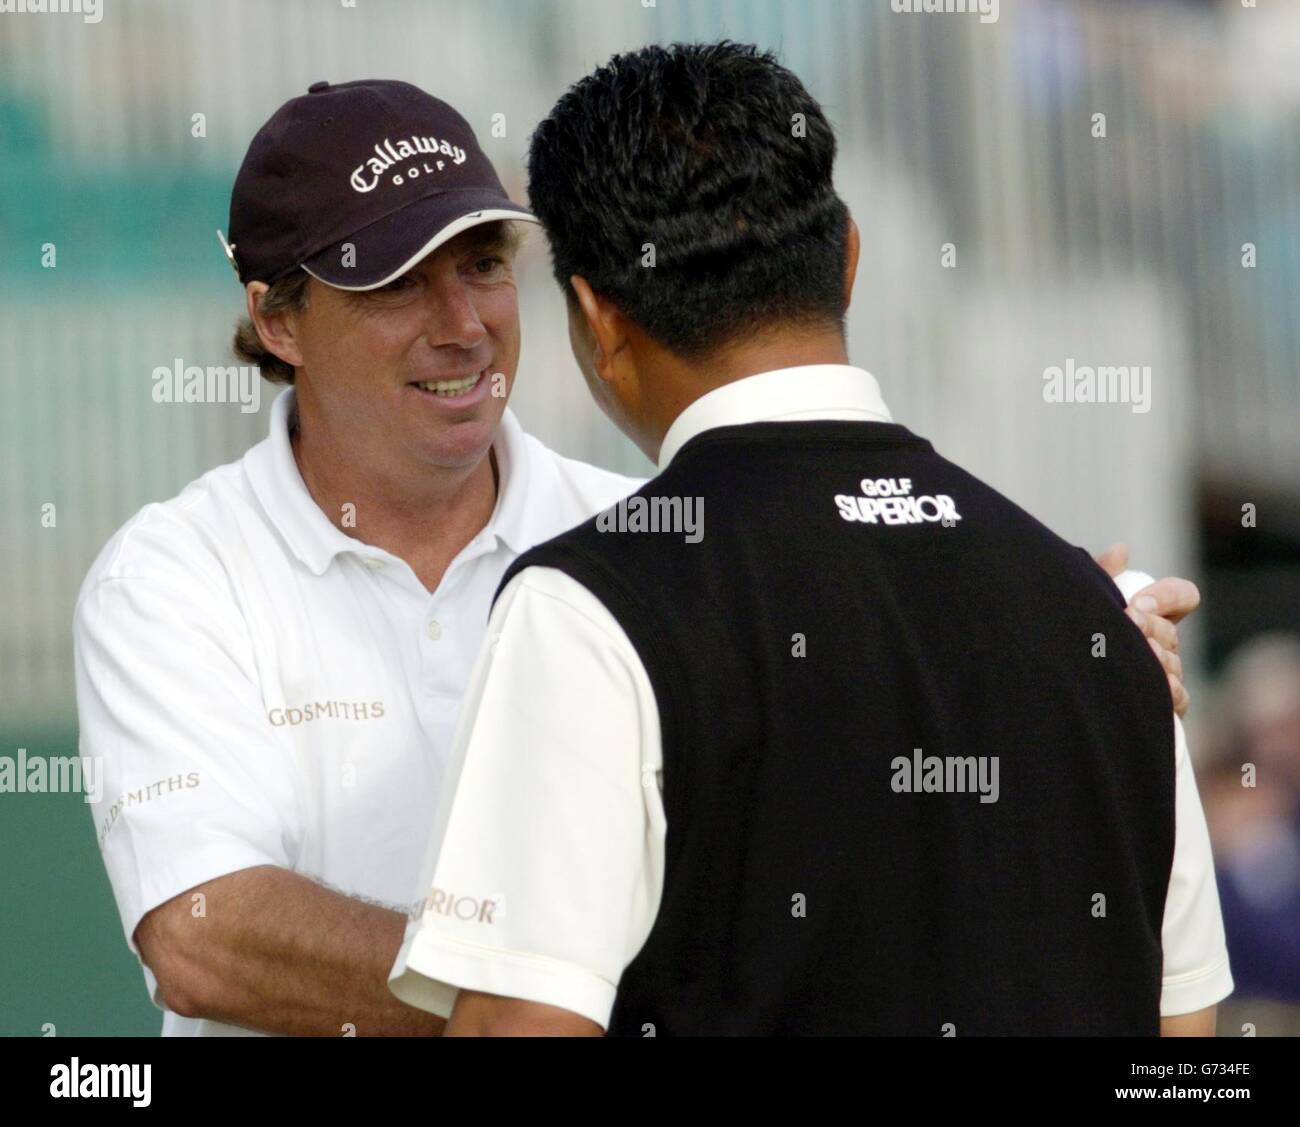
[302,208,539,291]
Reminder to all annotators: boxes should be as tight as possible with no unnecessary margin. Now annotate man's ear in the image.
[246,281,305,369]
[569,275,627,382]
[842,215,861,311]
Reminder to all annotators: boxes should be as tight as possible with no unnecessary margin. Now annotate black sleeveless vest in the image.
[497,422,1174,1035]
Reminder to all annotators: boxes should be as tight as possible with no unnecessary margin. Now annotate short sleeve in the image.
[74,574,303,1003]
[1109,569,1234,1012]
[388,566,663,1030]
[1159,715,1234,1014]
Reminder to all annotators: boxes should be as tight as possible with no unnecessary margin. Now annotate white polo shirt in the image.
[73,386,641,1037]
[389,364,1233,1029]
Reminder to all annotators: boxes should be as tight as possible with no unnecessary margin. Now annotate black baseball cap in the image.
[221,79,536,290]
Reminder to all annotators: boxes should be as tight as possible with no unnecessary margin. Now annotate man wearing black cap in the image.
[74,76,1197,1038]
[73,80,641,1037]
[224,79,539,293]
[388,45,1231,1036]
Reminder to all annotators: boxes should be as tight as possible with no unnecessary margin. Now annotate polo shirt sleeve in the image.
[74,570,304,1002]
[388,566,663,1030]
[1159,714,1234,1014]
[1109,569,1233,1014]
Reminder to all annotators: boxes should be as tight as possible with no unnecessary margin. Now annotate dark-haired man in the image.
[389,43,1231,1036]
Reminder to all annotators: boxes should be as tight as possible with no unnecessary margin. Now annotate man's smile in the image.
[407,368,491,404]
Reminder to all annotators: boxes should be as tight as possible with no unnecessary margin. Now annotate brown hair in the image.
[232,269,311,385]
[232,222,527,384]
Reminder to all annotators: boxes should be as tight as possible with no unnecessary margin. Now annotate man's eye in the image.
[377,275,416,293]
[474,256,505,274]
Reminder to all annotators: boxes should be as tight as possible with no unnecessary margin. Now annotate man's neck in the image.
[643,329,852,460]
[289,399,498,593]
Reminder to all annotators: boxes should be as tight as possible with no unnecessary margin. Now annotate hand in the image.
[1094,543,1201,717]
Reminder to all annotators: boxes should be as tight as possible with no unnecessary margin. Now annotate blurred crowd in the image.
[1199,634,1300,1035]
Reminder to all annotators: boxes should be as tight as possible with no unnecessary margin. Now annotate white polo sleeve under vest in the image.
[1111,571,1233,1015]
[74,564,304,1004]
[388,566,665,1029]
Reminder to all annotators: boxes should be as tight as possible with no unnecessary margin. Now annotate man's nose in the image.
[423,275,487,352]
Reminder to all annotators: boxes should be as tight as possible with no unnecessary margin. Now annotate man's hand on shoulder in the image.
[1094,543,1201,717]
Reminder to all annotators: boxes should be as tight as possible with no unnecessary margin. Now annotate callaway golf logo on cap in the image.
[222,79,537,290]
[350,134,469,193]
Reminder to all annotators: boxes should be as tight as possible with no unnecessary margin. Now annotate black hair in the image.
[527,41,850,359]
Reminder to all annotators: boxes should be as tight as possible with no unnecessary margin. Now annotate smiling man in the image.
[73,80,640,1037]
[75,77,1196,1039]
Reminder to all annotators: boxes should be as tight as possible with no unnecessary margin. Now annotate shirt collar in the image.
[485,406,549,554]
[244,386,539,575]
[656,364,894,470]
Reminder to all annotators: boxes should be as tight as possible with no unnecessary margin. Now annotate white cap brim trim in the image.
[301,208,539,292]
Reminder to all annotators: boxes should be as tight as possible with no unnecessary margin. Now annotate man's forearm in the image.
[1161,1007,1217,1036]
[136,865,443,1036]
[446,990,603,1036]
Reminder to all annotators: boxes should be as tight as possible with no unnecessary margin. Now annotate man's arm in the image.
[1154,715,1235,1025]
[1161,1007,1217,1036]
[77,566,443,1037]
[135,866,443,1036]
[387,567,661,1034]
[1100,554,1232,1025]
[445,990,601,1037]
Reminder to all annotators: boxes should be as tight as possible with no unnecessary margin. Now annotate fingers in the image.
[1169,673,1190,717]
[1130,577,1201,625]
[1127,604,1192,715]
[1146,634,1183,684]
[1125,575,1197,716]
[1127,604,1180,653]
[1094,542,1130,578]
[1129,614,1191,715]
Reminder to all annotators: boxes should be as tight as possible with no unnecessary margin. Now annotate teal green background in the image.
[3,728,160,1035]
